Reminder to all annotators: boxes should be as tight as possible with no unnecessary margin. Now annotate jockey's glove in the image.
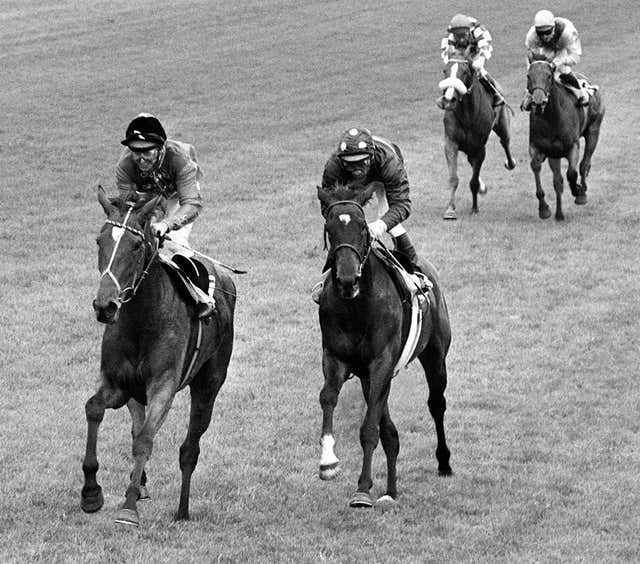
[150,220,171,238]
[368,219,388,240]
[472,56,485,71]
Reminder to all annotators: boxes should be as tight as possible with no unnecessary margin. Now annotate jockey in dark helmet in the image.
[521,9,589,110]
[116,113,214,317]
[312,127,423,303]
[437,13,505,109]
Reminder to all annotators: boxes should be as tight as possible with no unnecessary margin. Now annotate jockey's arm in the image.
[164,164,202,231]
[377,161,411,231]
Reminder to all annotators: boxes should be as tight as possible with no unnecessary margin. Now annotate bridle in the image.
[100,205,160,304]
[324,200,372,275]
[528,60,554,107]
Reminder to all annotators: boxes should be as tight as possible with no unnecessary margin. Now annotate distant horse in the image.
[316,183,452,508]
[81,188,236,526]
[526,55,605,220]
[439,53,516,219]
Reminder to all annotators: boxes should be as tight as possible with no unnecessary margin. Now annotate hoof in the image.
[375,494,398,511]
[115,508,140,527]
[574,194,587,205]
[138,485,150,501]
[555,213,565,221]
[349,491,373,508]
[319,462,339,481]
[443,207,457,220]
[439,465,453,476]
[539,206,551,220]
[80,486,104,513]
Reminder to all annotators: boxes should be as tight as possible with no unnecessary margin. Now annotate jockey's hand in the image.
[368,219,388,240]
[472,56,485,72]
[150,220,170,239]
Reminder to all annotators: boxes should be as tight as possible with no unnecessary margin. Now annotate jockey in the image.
[116,113,215,318]
[312,127,422,303]
[521,9,589,110]
[437,14,505,108]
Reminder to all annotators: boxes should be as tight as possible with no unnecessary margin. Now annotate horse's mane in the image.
[107,191,166,218]
[319,182,379,207]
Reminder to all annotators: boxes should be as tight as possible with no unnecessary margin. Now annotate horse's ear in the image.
[97,185,115,216]
[317,185,332,206]
[357,181,381,206]
[139,195,161,222]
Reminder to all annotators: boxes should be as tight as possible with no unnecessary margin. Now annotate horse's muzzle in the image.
[336,276,360,300]
[93,298,121,324]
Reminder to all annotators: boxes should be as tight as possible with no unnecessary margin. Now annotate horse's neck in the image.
[459,78,490,122]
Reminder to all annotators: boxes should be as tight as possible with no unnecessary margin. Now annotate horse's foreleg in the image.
[127,399,150,500]
[319,353,348,481]
[176,357,228,521]
[351,365,392,507]
[468,148,486,214]
[493,106,517,170]
[116,379,176,527]
[549,157,565,221]
[443,139,459,220]
[81,385,128,513]
[378,403,399,502]
[530,147,550,219]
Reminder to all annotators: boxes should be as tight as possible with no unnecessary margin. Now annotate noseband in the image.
[324,200,372,274]
[100,206,159,304]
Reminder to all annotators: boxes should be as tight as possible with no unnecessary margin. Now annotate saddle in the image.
[372,242,432,302]
[158,248,216,311]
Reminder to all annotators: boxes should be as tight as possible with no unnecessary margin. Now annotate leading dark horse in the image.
[440,51,516,219]
[81,188,236,526]
[526,55,605,220]
[316,183,452,508]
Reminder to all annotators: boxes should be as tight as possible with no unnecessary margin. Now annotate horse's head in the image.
[439,52,473,109]
[527,55,555,112]
[93,187,161,324]
[317,182,377,300]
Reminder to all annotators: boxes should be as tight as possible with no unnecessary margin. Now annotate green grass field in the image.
[2,1,640,562]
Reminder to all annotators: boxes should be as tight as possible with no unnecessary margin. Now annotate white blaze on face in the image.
[111,226,125,242]
[446,63,458,100]
[339,214,351,225]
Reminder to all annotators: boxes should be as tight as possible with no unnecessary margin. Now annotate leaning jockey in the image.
[116,113,215,318]
[521,9,589,110]
[437,13,505,109]
[312,127,423,303]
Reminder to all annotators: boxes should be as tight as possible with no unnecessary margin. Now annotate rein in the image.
[100,208,159,304]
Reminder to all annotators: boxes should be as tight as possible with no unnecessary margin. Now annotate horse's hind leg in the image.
[81,385,128,513]
[493,106,517,170]
[176,355,229,521]
[579,114,604,203]
[319,353,349,480]
[418,349,452,476]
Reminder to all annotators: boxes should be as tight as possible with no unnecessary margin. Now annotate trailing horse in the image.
[316,183,452,508]
[439,52,516,220]
[526,55,605,220]
[81,188,236,526]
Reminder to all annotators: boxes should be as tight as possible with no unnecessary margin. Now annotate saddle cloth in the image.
[372,243,432,376]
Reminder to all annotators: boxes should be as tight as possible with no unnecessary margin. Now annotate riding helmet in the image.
[121,113,167,147]
[337,128,375,162]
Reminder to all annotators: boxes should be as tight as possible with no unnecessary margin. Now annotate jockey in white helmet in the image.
[521,10,589,110]
[437,14,505,109]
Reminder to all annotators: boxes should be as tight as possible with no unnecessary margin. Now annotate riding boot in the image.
[560,72,589,106]
[392,233,420,274]
[480,74,505,106]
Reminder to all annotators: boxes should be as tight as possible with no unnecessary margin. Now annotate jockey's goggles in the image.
[128,144,160,154]
[341,154,371,163]
[536,27,554,38]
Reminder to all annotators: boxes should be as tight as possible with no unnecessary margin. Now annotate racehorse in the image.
[81,188,236,526]
[439,51,516,220]
[526,55,605,220]
[316,183,452,508]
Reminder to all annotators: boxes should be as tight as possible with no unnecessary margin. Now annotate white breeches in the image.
[373,183,407,237]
